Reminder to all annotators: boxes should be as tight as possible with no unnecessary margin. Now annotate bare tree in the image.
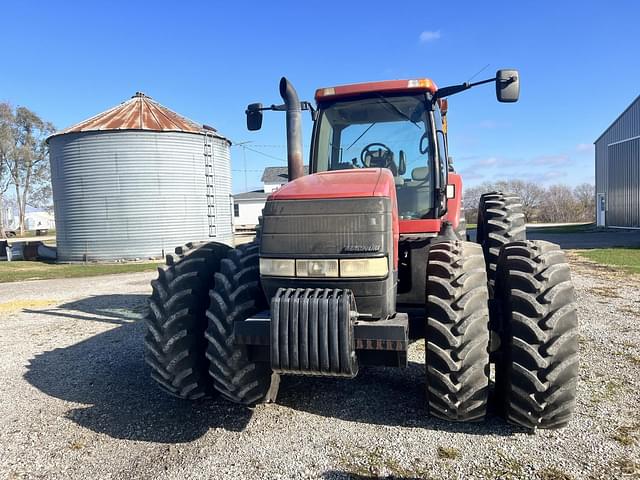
[463,179,595,225]
[573,183,595,222]
[462,183,487,224]
[462,179,545,223]
[538,184,579,223]
[0,103,13,238]
[1,103,55,234]
[494,179,545,222]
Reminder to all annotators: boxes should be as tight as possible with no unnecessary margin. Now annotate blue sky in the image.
[2,1,638,193]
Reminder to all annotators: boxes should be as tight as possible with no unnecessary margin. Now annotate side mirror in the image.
[496,69,520,103]
[246,103,263,131]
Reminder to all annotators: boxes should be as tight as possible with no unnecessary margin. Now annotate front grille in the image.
[260,197,392,256]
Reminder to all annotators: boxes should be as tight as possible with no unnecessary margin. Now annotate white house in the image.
[25,210,56,230]
[233,166,308,229]
[2,205,55,231]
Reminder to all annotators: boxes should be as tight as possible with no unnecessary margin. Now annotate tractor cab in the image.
[311,80,445,222]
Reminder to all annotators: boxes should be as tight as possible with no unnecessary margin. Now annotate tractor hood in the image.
[268,168,396,201]
[259,168,399,319]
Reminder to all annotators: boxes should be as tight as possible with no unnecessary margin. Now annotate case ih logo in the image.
[342,245,381,253]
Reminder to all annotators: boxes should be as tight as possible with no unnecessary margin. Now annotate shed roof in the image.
[261,166,309,183]
[594,94,640,144]
[48,92,228,141]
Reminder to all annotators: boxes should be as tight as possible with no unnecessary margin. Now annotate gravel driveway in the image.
[1,259,639,480]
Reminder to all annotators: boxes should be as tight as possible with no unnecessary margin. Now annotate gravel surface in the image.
[1,258,639,480]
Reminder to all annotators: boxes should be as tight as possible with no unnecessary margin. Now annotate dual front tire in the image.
[145,242,275,405]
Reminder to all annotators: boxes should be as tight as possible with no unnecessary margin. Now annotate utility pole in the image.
[234,141,252,192]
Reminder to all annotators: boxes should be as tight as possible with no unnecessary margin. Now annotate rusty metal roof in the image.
[48,92,227,141]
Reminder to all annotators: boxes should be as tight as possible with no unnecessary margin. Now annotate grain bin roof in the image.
[47,92,228,142]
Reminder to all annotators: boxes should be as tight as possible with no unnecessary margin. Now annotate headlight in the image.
[296,259,339,277]
[260,257,388,278]
[340,257,388,277]
[260,258,295,277]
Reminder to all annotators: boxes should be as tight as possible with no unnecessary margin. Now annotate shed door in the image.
[607,137,640,228]
[596,193,606,227]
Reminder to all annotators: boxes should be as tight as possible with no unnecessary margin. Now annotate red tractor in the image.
[145,70,578,429]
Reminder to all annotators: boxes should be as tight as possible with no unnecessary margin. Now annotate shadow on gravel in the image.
[23,294,149,325]
[25,294,525,441]
[276,362,525,436]
[24,294,253,443]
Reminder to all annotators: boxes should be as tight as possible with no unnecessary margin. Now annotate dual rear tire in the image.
[473,192,578,429]
[426,238,578,428]
[476,191,526,292]
[494,241,578,429]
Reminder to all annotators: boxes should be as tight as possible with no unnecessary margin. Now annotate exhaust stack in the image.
[279,77,305,181]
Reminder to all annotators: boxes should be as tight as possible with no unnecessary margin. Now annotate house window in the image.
[234,203,240,217]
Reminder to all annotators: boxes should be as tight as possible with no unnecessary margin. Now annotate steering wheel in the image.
[360,142,394,169]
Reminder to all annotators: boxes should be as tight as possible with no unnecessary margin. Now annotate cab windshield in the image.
[314,94,435,219]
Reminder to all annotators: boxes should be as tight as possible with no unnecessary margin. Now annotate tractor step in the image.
[234,288,409,372]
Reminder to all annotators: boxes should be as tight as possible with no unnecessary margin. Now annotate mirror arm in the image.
[434,75,515,100]
[244,104,287,114]
[301,101,318,121]
[248,101,315,115]
[300,101,315,112]
[434,83,470,100]
[467,76,498,88]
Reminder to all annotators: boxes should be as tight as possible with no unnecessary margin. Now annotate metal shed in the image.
[47,93,233,261]
[594,95,640,228]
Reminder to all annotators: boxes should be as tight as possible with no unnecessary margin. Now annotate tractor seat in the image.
[397,166,433,218]
[410,166,429,183]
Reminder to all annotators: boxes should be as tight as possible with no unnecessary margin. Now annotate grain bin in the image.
[47,92,233,261]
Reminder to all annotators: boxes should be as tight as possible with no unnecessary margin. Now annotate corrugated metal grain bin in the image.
[594,95,640,228]
[47,92,233,261]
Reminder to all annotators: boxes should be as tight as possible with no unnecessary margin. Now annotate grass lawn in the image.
[0,260,161,283]
[578,248,640,274]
